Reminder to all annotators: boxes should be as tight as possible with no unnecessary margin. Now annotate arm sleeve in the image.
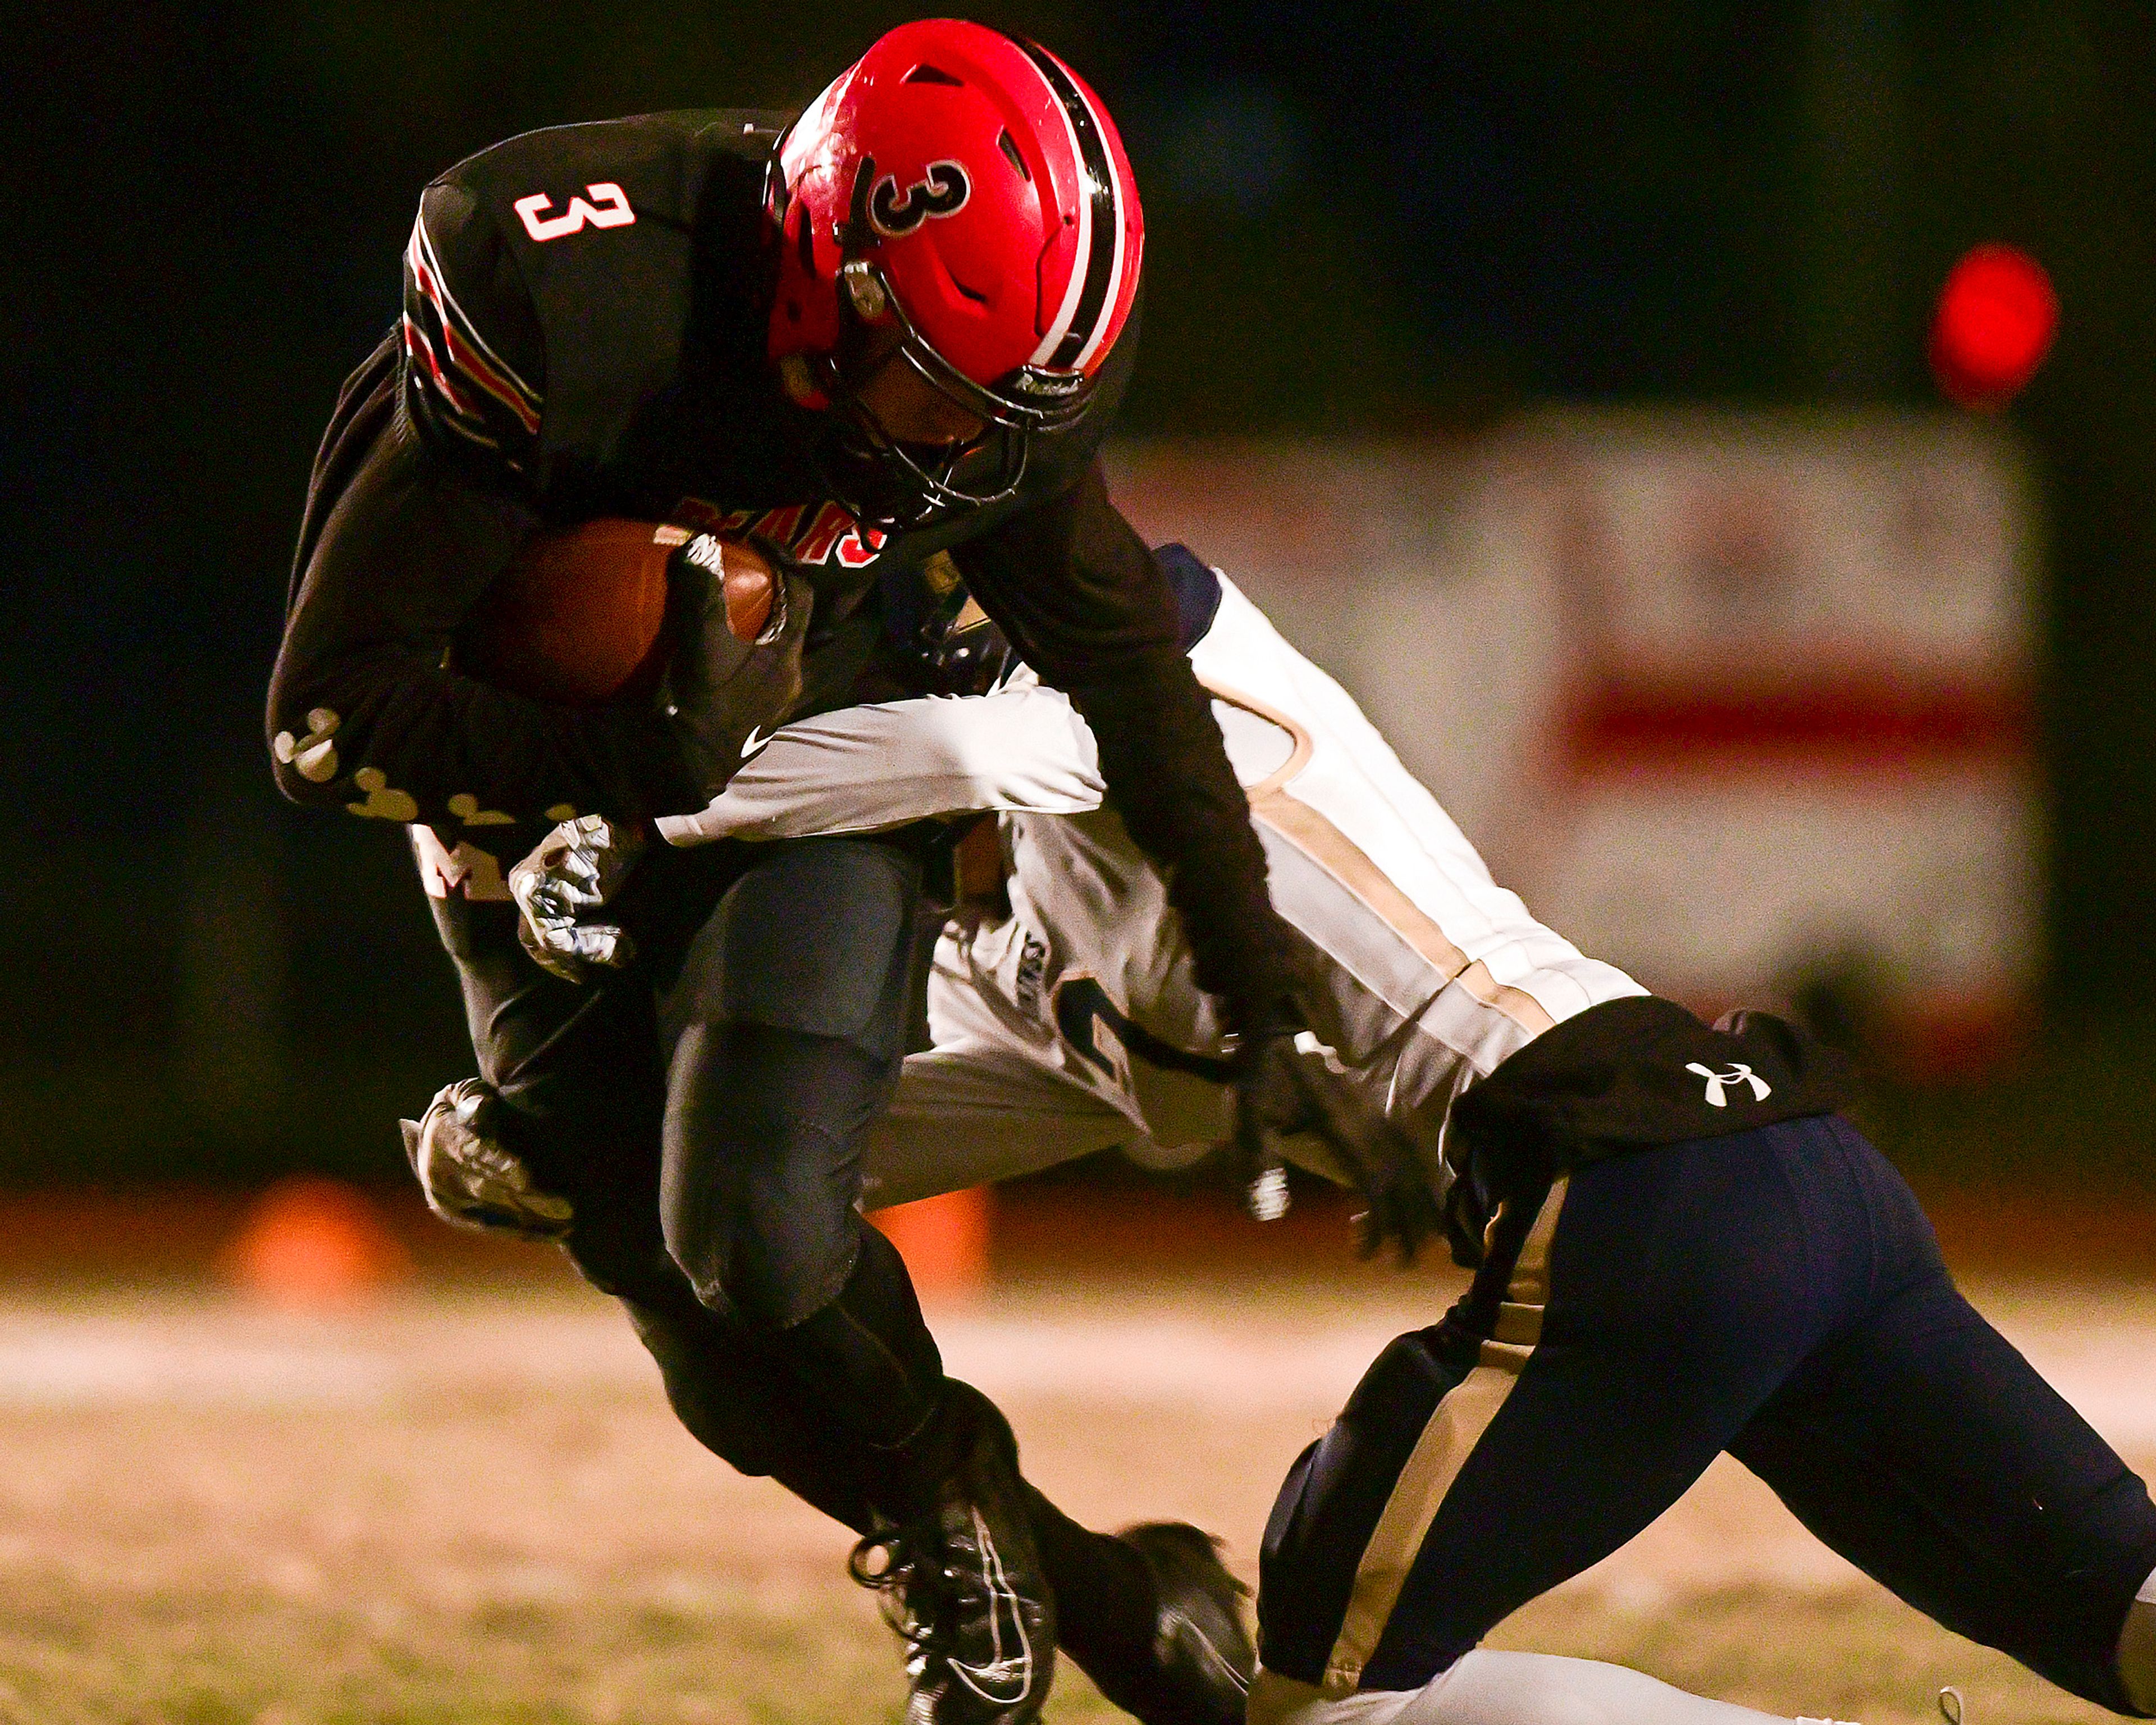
[267,405,702,830]
[653,681,1106,845]
[951,462,1303,1032]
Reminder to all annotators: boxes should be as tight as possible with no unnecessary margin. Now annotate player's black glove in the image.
[509,814,646,983]
[659,533,816,797]
[1230,1023,1443,1265]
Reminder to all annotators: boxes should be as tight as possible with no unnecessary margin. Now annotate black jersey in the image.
[268,110,1298,1026]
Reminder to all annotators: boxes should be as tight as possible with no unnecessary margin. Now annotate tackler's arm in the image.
[652,682,1108,846]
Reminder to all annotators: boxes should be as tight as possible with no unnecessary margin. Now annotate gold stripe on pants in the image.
[1320,1178,1569,1694]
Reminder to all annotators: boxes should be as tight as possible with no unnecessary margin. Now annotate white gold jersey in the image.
[663,572,1646,1206]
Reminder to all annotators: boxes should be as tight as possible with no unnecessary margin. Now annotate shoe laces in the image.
[850,1525,965,1653]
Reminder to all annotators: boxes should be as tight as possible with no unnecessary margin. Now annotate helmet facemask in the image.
[813,268,1029,531]
[789,161,1100,532]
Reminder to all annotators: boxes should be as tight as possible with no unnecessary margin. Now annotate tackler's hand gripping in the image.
[1228,1022,1443,1266]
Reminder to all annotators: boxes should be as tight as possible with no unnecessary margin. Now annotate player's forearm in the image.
[270,407,697,830]
[268,642,697,830]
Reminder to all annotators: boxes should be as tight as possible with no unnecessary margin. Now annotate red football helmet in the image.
[767,19,1144,526]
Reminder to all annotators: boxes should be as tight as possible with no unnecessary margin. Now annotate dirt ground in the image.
[0,1262,2150,1724]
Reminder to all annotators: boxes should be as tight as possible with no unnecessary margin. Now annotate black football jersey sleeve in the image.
[267,332,701,836]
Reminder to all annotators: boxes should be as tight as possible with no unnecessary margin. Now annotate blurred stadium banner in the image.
[1111,411,2039,1078]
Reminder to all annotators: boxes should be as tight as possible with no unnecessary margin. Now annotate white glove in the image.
[398,1079,573,1241]
[508,814,646,983]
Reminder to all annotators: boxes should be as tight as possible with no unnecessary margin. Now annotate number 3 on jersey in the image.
[515,181,635,242]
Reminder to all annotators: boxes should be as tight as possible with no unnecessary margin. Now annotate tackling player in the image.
[267,25,1418,1725]
[513,544,2156,1723]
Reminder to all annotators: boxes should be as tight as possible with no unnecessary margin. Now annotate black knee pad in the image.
[661,1021,898,1326]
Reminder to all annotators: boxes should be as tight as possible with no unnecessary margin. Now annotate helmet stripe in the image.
[1021,43,1093,367]
[1062,72,1129,371]
[1020,42,1122,372]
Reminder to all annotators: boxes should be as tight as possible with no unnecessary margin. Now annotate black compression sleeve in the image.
[267,362,699,834]
[952,464,1302,1031]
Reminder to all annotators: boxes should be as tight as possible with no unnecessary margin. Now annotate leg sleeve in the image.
[1730,1267,2156,1714]
[860,1045,1140,1210]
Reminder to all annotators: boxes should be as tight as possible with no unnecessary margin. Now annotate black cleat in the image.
[853,1388,1057,1725]
[1079,1522,1254,1725]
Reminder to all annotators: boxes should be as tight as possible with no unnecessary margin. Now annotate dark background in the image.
[6,2,2153,1186]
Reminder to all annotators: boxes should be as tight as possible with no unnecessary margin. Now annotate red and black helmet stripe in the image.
[1018,40,1126,373]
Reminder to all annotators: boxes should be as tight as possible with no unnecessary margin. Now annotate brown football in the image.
[460,519,684,706]
[461,521,780,706]
[462,519,780,706]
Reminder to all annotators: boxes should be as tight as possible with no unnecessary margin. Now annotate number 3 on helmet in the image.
[766,20,1145,521]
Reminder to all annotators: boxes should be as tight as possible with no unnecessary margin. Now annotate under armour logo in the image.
[869,161,971,237]
[1686,1061,1772,1108]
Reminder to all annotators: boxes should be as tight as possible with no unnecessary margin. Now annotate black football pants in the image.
[1258,1115,2156,1714]
[423,830,945,1519]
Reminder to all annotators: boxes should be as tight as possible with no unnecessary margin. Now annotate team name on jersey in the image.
[670,498,889,569]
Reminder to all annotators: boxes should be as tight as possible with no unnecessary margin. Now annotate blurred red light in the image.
[1930,243,2058,412]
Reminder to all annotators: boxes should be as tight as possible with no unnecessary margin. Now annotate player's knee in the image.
[2120,1586,2156,1715]
[663,1019,896,1324]
[659,1145,861,1330]
[692,1224,858,1331]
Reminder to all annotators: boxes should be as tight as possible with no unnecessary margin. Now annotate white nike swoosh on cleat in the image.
[949,1509,1035,1705]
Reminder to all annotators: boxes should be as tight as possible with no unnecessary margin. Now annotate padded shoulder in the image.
[401,178,548,478]
[404,111,788,489]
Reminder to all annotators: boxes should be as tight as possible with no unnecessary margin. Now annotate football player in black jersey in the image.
[268,21,1427,1725]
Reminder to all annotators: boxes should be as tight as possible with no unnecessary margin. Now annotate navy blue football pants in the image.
[1259,1115,2156,1713]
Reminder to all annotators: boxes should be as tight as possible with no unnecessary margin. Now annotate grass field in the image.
[0,1258,2150,1725]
